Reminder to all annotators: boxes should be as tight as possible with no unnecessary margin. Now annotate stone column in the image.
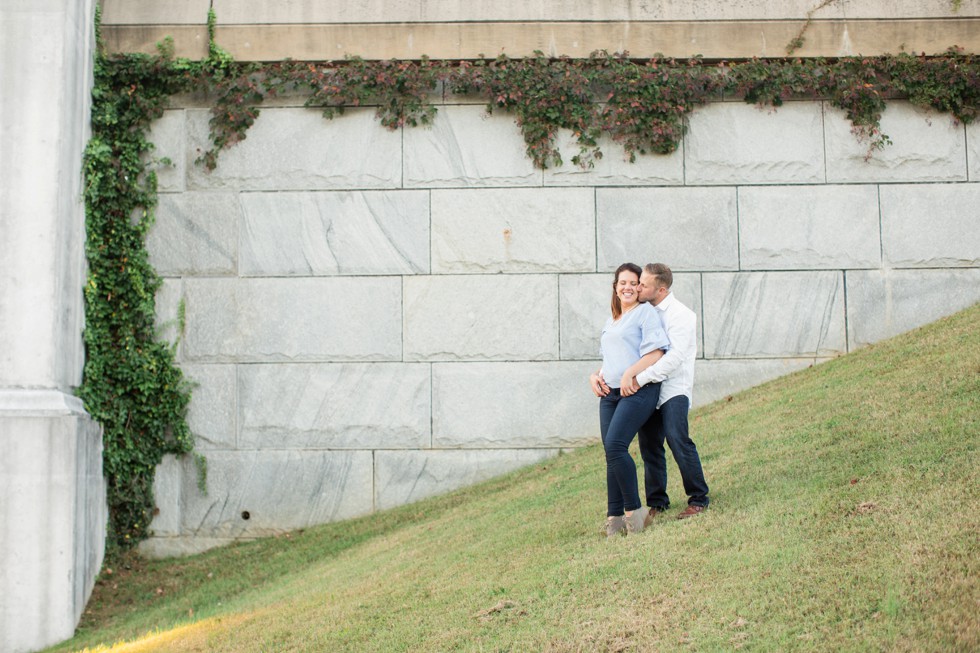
[0,1,105,652]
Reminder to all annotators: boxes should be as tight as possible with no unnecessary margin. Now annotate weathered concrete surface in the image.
[103,18,980,61]
[186,108,403,191]
[702,272,846,358]
[880,183,980,268]
[0,1,103,651]
[375,448,558,510]
[102,1,979,24]
[0,398,104,653]
[845,269,980,348]
[148,192,239,276]
[738,185,881,270]
[543,129,684,186]
[180,364,237,449]
[404,105,541,187]
[431,188,594,273]
[177,450,375,537]
[404,275,560,361]
[432,361,598,448]
[686,102,825,185]
[597,187,738,271]
[825,103,968,183]
[969,122,980,182]
[238,363,431,449]
[240,191,430,276]
[181,278,403,362]
[694,358,829,407]
[145,109,187,193]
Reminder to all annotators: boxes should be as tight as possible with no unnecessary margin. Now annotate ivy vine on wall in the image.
[83,6,979,551]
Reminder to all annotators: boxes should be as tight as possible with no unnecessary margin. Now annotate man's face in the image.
[639,272,664,304]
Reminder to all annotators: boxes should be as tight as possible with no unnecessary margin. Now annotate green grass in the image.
[49,304,979,652]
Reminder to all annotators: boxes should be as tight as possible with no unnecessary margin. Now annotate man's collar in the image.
[654,292,675,311]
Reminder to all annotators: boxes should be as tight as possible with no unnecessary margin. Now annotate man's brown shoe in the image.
[643,507,665,528]
[677,505,706,519]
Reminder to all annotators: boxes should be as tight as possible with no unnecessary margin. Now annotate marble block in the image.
[147,192,238,276]
[178,450,374,537]
[685,102,825,185]
[403,275,559,361]
[543,128,684,186]
[702,271,846,357]
[596,187,738,271]
[179,364,236,449]
[431,188,594,273]
[432,361,599,448]
[693,357,826,407]
[145,109,186,193]
[182,277,402,362]
[738,185,881,270]
[239,191,430,276]
[186,107,402,190]
[153,278,183,348]
[825,102,968,183]
[403,104,541,187]
[969,122,980,182]
[880,183,980,267]
[148,454,182,537]
[238,363,430,449]
[559,272,703,360]
[845,268,980,348]
[374,449,558,510]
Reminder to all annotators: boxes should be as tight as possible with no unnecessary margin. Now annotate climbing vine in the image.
[81,9,205,552]
[84,3,979,551]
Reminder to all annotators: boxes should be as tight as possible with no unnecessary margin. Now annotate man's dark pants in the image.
[637,395,709,509]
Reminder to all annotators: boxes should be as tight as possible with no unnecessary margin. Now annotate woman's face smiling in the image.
[616,270,640,310]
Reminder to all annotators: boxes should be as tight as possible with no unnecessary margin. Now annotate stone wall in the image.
[0,1,105,652]
[100,0,980,60]
[141,96,980,557]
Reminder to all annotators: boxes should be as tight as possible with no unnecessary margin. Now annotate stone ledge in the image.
[0,389,88,416]
[102,19,980,61]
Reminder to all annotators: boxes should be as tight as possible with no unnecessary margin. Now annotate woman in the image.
[590,263,669,539]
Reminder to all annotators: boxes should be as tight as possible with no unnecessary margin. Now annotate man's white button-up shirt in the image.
[635,292,697,408]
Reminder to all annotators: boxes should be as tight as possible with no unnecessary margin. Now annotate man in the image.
[621,263,709,521]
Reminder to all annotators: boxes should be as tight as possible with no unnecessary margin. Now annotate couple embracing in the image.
[589,263,710,539]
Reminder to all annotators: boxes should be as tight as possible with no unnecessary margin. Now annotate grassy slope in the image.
[51,304,979,652]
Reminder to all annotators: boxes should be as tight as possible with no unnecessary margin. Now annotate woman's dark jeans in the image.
[599,383,661,517]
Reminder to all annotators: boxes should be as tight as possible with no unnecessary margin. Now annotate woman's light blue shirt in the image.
[600,303,670,389]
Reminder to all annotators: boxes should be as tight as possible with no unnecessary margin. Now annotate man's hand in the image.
[620,374,640,397]
[590,372,611,397]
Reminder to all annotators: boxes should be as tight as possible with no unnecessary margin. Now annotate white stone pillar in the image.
[0,1,105,652]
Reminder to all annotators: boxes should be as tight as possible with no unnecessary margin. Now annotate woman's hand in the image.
[620,373,639,396]
[590,372,610,397]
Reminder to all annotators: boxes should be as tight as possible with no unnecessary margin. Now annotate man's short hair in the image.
[643,263,673,290]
